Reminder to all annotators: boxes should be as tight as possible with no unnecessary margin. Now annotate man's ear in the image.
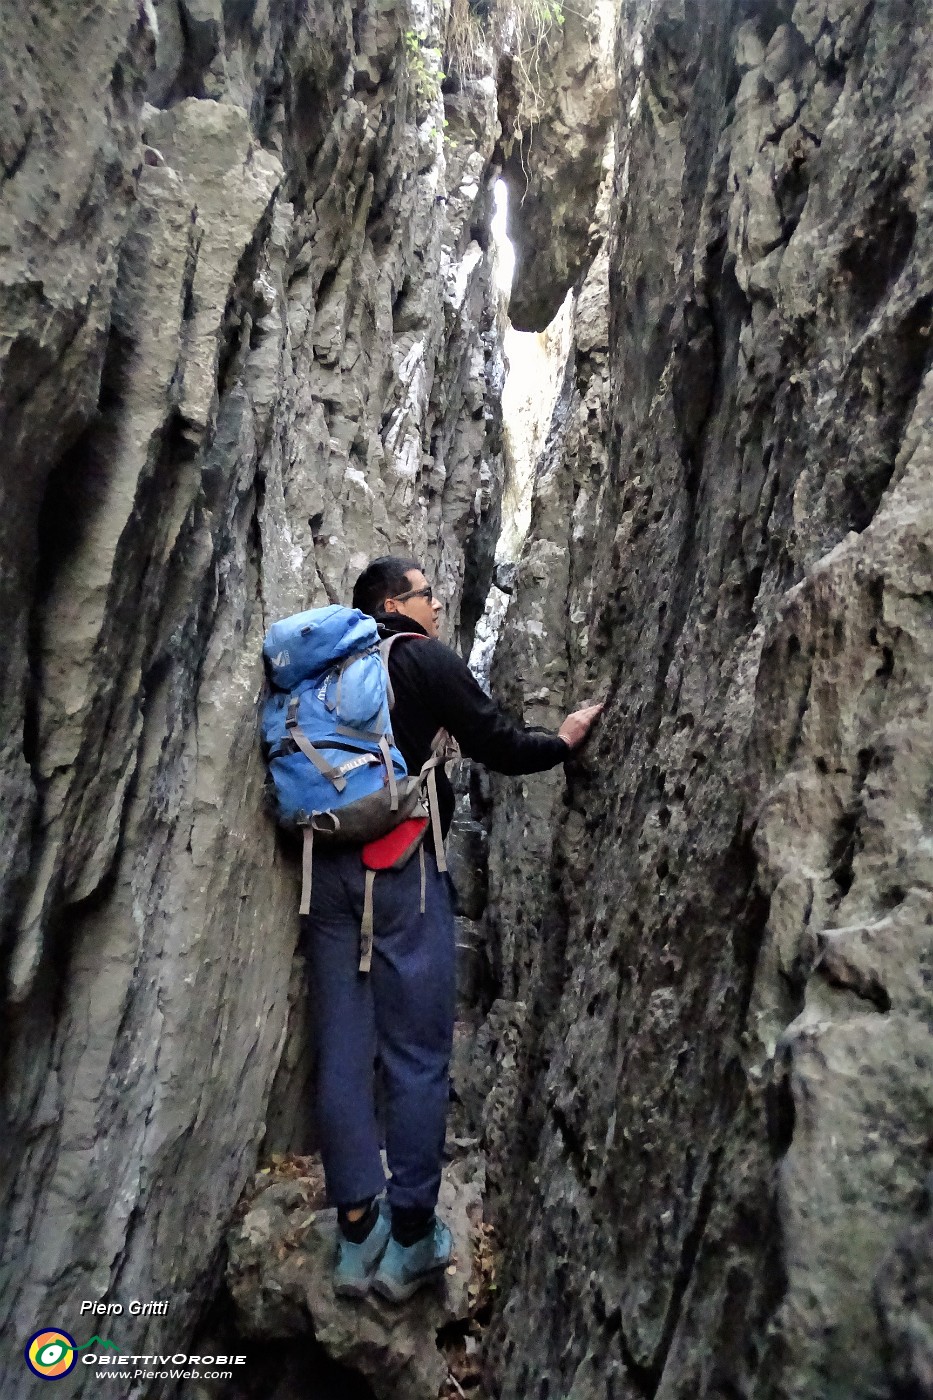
[383,597,397,614]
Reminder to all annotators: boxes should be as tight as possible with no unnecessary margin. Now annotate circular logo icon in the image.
[24,1329,78,1380]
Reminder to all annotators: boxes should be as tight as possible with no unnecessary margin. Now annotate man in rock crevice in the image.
[303,556,602,1301]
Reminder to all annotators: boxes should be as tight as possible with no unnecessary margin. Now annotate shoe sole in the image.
[333,1277,373,1300]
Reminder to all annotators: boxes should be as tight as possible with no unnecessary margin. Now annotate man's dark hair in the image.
[352,556,421,616]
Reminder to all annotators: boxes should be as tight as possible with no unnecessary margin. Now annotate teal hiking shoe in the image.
[372,1217,453,1303]
[333,1202,391,1299]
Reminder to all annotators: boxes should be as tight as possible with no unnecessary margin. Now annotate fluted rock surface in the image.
[483,1,933,1397]
[4,0,932,1395]
[0,0,501,1390]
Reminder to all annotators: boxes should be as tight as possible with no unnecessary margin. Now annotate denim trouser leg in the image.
[304,849,385,1207]
[305,846,456,1213]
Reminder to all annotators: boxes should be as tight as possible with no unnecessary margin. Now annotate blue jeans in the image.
[302,845,456,1213]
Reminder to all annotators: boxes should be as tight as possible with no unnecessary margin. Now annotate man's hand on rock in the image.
[558,701,605,751]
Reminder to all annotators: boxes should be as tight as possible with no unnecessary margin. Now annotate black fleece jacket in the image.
[376,613,569,844]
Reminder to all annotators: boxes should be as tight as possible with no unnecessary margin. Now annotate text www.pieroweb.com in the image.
[95,1367,233,1380]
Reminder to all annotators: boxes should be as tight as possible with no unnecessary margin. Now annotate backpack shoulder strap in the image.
[377,630,427,711]
[417,727,450,873]
[376,634,451,871]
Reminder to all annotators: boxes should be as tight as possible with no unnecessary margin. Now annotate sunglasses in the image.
[391,583,435,604]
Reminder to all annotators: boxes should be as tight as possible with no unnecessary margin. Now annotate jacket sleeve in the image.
[414,640,570,775]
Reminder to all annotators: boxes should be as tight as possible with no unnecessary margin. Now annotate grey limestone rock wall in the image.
[482,1,933,1397]
[3,0,932,1395]
[0,0,502,1390]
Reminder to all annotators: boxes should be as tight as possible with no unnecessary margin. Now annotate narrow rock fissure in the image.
[2,2,932,1399]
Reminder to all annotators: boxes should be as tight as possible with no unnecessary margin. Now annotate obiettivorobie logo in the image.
[24,1327,246,1382]
[24,1330,118,1379]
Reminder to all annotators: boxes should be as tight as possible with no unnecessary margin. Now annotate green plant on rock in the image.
[519,0,565,35]
[404,27,445,109]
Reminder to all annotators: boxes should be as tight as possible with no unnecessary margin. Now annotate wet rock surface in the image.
[479,1,933,1397]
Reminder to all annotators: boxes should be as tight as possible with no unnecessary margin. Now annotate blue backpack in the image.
[261,606,447,966]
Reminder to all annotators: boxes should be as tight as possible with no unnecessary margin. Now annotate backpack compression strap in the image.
[300,827,315,916]
[286,697,347,792]
[332,724,399,812]
[360,868,377,973]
